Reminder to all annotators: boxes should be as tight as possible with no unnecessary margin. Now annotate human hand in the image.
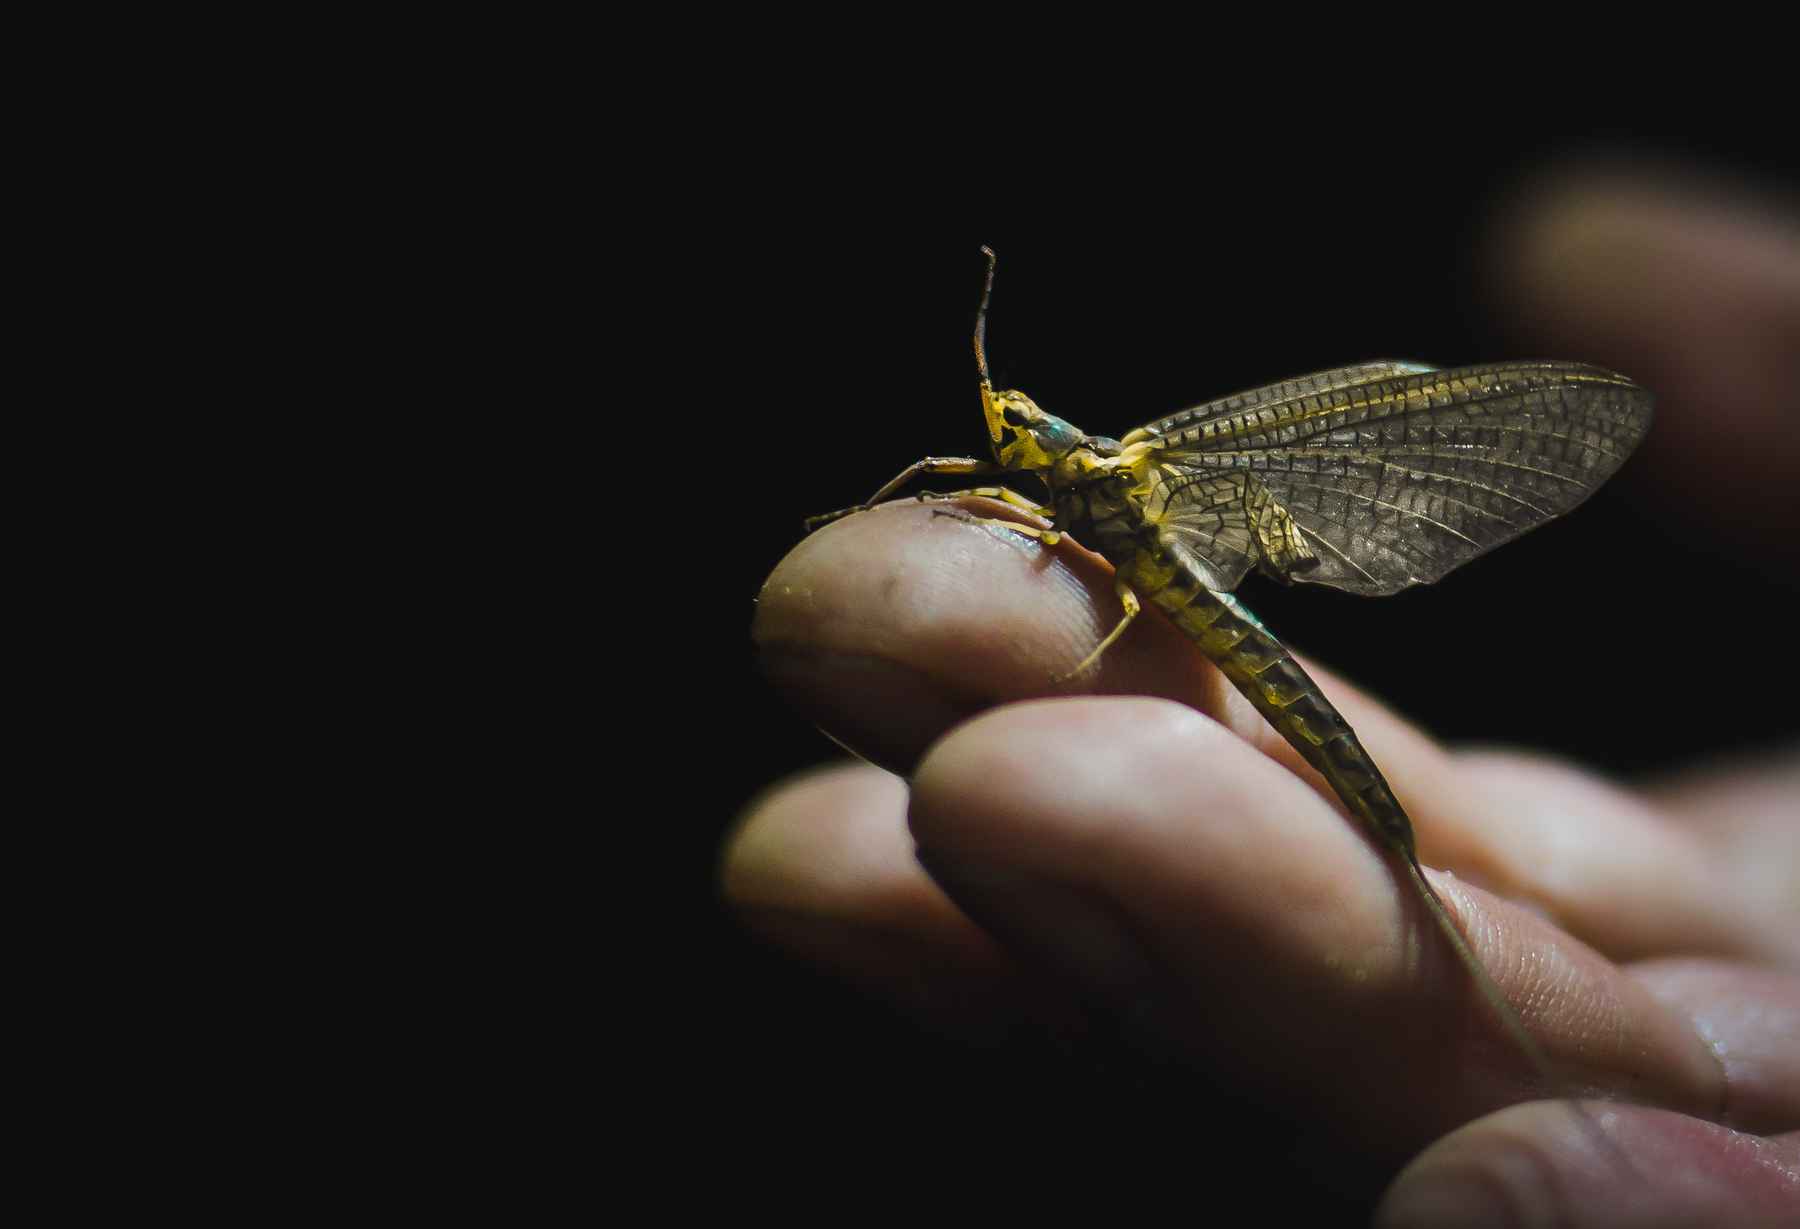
[730,169,1800,1224]
[736,494,1796,1220]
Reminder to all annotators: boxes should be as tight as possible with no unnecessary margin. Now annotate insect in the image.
[810,247,1654,1084]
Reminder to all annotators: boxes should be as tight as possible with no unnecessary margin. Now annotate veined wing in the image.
[1120,360,1440,447]
[1140,361,1654,596]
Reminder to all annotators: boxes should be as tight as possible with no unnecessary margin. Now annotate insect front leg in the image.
[916,486,1054,518]
[804,456,1002,531]
[925,503,1064,547]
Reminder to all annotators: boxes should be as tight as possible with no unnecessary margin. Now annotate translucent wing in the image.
[1135,361,1654,596]
[1121,360,1442,447]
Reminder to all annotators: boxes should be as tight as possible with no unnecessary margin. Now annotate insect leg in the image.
[928,510,1063,547]
[1051,576,1142,683]
[804,456,1001,530]
[916,486,1054,518]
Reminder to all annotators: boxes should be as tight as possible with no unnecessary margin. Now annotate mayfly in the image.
[809,247,1654,1083]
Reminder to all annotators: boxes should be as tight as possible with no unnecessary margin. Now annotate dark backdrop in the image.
[664,122,1797,1215]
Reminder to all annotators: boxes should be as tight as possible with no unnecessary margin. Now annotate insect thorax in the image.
[1048,448,1149,569]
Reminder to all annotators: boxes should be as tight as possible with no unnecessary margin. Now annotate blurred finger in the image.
[1632,958,1800,1135]
[1377,1101,1800,1229]
[1643,748,1800,970]
[1482,166,1800,554]
[1428,750,1789,969]
[722,762,1073,1040]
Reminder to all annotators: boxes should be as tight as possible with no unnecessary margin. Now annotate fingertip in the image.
[722,761,1088,1039]
[906,695,1417,1002]
[908,695,1338,890]
[1629,958,1800,1135]
[723,760,1002,951]
[721,762,911,916]
[1377,1102,1800,1229]
[754,501,1233,772]
[754,498,1110,690]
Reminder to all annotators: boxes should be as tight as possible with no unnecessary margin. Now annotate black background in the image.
[663,114,1797,1216]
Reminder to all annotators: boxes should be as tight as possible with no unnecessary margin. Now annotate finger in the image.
[907,698,1726,1165]
[755,496,1225,774]
[723,705,1799,1170]
[723,764,962,950]
[756,502,1775,969]
[1631,958,1800,1135]
[723,763,1800,1136]
[1377,1102,1800,1229]
[1420,750,1790,970]
[1643,748,1800,970]
[721,762,1075,1040]
[1481,167,1800,555]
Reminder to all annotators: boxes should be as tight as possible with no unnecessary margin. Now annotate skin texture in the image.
[730,168,1800,1225]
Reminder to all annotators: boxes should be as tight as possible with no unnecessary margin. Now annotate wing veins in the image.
[1155,478,1461,576]
[1158,416,1640,461]
[1160,450,1578,512]
[1273,472,1549,526]
[1277,449,1593,497]
[1274,461,1559,519]
[1271,478,1494,546]
[1293,526,1384,586]
[1155,372,1645,453]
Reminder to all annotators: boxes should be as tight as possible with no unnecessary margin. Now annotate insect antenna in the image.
[975,245,998,403]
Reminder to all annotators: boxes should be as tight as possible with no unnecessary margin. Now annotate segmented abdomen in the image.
[1123,534,1418,858]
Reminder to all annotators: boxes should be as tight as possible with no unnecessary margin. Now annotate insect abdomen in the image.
[1125,538,1417,858]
